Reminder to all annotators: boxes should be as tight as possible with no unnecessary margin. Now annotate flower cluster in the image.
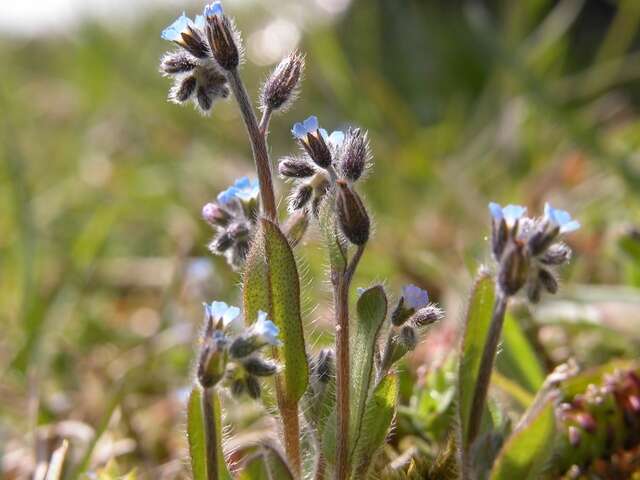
[489,202,580,301]
[379,285,443,379]
[202,176,260,270]
[280,115,372,244]
[159,2,241,114]
[197,301,280,399]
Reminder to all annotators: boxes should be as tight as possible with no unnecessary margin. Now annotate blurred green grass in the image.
[4,0,640,476]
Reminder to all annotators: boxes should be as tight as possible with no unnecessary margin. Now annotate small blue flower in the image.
[320,129,345,147]
[489,202,527,226]
[194,14,206,29]
[204,301,241,330]
[292,115,320,139]
[161,12,192,42]
[253,311,281,346]
[204,1,224,18]
[402,284,429,310]
[544,203,580,234]
[217,177,260,205]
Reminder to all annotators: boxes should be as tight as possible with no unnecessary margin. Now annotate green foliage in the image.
[350,285,388,454]
[458,271,496,447]
[489,400,556,480]
[242,218,309,405]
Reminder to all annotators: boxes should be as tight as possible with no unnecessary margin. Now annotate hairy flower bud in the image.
[202,202,231,227]
[498,242,529,296]
[160,51,199,75]
[399,325,418,351]
[340,128,369,182]
[290,184,313,211]
[210,231,233,253]
[410,305,443,328]
[243,357,278,377]
[538,268,558,294]
[197,330,228,388]
[391,297,413,326]
[283,209,309,248]
[278,156,316,178]
[336,180,370,246]
[313,348,335,384]
[539,243,572,266]
[205,3,240,71]
[246,375,261,399]
[261,51,305,112]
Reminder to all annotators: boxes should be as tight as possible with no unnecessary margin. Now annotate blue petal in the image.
[204,2,224,17]
[194,14,205,29]
[303,115,319,132]
[402,284,429,309]
[545,203,580,233]
[209,301,230,318]
[234,176,251,189]
[488,202,503,220]
[161,12,190,41]
[292,122,307,139]
[328,130,345,146]
[502,204,527,223]
[319,128,329,140]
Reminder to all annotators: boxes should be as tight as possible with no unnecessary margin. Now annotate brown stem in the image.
[465,292,509,449]
[335,244,365,480]
[277,393,301,478]
[226,69,278,221]
[259,107,273,138]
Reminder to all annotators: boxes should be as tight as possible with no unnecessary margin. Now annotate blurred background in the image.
[3,0,640,477]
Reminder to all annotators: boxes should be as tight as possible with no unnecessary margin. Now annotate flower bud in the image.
[292,116,333,169]
[202,202,232,227]
[313,348,335,384]
[230,378,245,398]
[539,243,571,266]
[538,268,558,294]
[399,325,418,351]
[290,184,313,211]
[498,242,529,296]
[528,222,560,257]
[227,222,250,241]
[160,51,198,75]
[260,51,305,112]
[246,375,261,399]
[410,305,443,328]
[172,76,198,103]
[229,335,260,359]
[391,298,413,326]
[339,128,369,182]
[205,3,240,71]
[243,357,278,377]
[197,330,228,388]
[278,156,316,178]
[336,180,370,246]
[209,231,233,253]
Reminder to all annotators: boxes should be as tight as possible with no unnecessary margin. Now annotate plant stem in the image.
[465,291,509,449]
[202,386,219,480]
[276,392,302,478]
[259,107,273,138]
[227,69,278,221]
[335,244,365,480]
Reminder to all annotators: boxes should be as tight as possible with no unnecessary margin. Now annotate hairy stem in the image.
[259,107,273,138]
[466,291,509,449]
[202,387,219,480]
[227,69,278,221]
[277,394,301,478]
[335,244,365,480]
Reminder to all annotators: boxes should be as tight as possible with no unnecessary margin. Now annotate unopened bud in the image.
[173,76,198,103]
[243,357,278,377]
[202,202,232,227]
[538,268,558,294]
[528,222,560,256]
[302,133,332,169]
[278,156,316,178]
[399,325,418,351]
[340,128,369,182]
[231,378,245,398]
[491,218,508,260]
[161,51,198,75]
[179,26,210,59]
[197,330,228,388]
[229,335,259,359]
[410,305,443,328]
[261,51,305,112]
[210,231,233,253]
[391,298,413,326]
[290,184,313,211]
[336,180,370,246]
[227,222,250,241]
[205,4,240,71]
[539,243,571,266]
[313,348,335,384]
[246,375,261,399]
[498,242,529,296]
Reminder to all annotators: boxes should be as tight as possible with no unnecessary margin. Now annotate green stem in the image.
[203,387,220,480]
[227,69,278,221]
[465,292,509,449]
[335,244,365,480]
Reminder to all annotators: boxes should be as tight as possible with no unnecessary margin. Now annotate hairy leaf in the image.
[352,374,399,478]
[489,400,556,480]
[458,271,496,447]
[243,218,309,405]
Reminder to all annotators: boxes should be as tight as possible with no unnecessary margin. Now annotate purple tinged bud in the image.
[160,51,199,75]
[410,305,443,328]
[242,357,278,377]
[210,231,233,252]
[292,116,332,169]
[202,202,231,226]
[538,268,558,294]
[261,51,305,112]
[399,325,418,351]
[539,243,572,266]
[204,3,239,71]
[339,128,369,182]
[172,76,197,103]
[498,242,529,296]
[197,328,228,388]
[313,348,335,384]
[336,180,370,246]
[278,156,316,178]
[291,184,313,211]
[283,209,309,248]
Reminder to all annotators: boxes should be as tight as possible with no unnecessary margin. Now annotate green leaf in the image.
[243,218,309,405]
[236,455,269,480]
[262,444,295,480]
[496,313,545,394]
[318,195,347,276]
[187,386,232,480]
[489,400,556,480]
[352,374,399,478]
[458,271,496,447]
[350,285,388,455]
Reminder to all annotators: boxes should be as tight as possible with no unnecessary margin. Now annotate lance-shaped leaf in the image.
[350,285,388,455]
[351,374,399,478]
[318,195,347,277]
[187,386,232,480]
[243,218,309,405]
[458,271,495,448]
[489,400,556,480]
